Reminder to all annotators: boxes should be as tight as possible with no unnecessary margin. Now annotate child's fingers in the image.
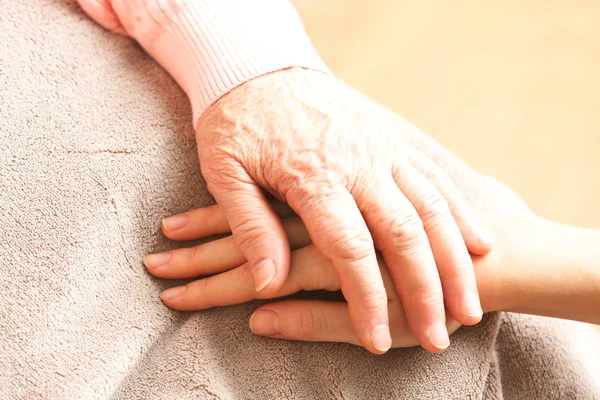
[249,300,462,349]
[161,202,297,241]
[159,245,340,311]
[145,235,244,279]
[147,217,312,280]
[161,205,230,241]
[250,300,359,345]
[158,262,259,311]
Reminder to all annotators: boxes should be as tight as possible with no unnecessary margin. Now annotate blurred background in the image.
[293,0,600,228]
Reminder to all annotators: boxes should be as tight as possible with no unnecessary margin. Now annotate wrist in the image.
[504,218,600,322]
[474,215,535,314]
[131,0,330,125]
[195,67,335,142]
[474,236,507,314]
[477,215,600,323]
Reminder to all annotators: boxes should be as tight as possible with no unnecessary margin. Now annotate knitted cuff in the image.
[132,0,330,125]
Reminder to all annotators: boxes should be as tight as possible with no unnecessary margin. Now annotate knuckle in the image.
[201,162,247,193]
[277,157,336,201]
[298,306,322,338]
[358,293,389,314]
[383,214,426,255]
[414,194,453,232]
[420,166,466,214]
[233,218,272,251]
[413,285,444,308]
[414,192,449,218]
[190,280,214,308]
[328,230,374,262]
[190,244,205,261]
[347,289,388,315]
[447,259,474,280]
[287,181,340,215]
[420,163,446,184]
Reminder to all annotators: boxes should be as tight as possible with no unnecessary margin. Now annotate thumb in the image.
[205,164,290,294]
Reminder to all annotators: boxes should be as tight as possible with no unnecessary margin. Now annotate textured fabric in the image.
[76,0,330,124]
[1,1,599,399]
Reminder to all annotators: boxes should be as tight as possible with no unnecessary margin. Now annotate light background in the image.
[293,0,599,228]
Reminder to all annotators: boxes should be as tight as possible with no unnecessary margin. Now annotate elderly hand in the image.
[78,0,493,354]
[190,68,492,353]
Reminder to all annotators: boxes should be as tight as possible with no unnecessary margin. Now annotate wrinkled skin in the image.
[196,68,493,354]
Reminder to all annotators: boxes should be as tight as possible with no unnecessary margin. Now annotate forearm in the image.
[78,0,329,124]
[478,216,600,324]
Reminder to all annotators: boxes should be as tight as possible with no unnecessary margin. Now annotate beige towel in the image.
[1,1,599,398]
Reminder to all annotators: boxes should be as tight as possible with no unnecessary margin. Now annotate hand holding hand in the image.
[195,68,493,353]
[77,0,494,353]
[145,204,466,348]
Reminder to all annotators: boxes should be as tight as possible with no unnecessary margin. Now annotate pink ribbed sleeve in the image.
[78,0,330,125]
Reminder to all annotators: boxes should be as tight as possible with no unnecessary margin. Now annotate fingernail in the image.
[427,322,450,350]
[462,290,483,318]
[162,214,188,231]
[159,286,185,301]
[476,224,494,246]
[372,324,392,352]
[143,252,172,269]
[253,259,275,292]
[250,310,279,336]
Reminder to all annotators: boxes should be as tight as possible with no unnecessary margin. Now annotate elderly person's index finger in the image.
[287,185,391,354]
